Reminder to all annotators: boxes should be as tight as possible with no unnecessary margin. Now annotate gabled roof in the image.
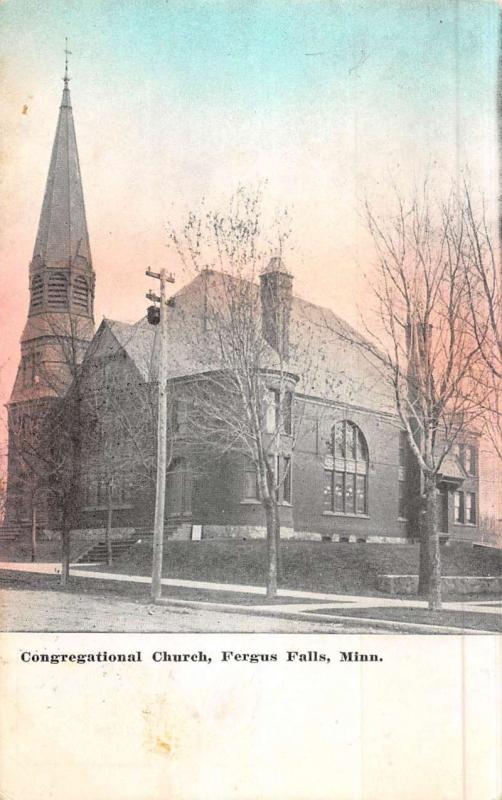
[91,270,396,416]
[438,452,467,483]
[85,318,156,382]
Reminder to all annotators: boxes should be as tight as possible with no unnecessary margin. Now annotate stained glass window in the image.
[325,422,368,515]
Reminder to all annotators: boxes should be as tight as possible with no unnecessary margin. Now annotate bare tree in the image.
[168,188,324,598]
[6,403,53,561]
[354,186,490,610]
[460,184,502,459]
[5,312,91,581]
[79,339,159,566]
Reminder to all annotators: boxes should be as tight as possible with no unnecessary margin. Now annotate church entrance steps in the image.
[133,523,192,541]
[0,524,43,541]
[74,537,143,565]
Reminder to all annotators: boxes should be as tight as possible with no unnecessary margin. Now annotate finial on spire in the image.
[64,38,72,85]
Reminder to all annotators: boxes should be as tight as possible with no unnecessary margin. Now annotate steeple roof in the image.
[31,69,91,270]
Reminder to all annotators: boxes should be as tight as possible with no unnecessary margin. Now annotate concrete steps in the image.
[74,537,141,564]
[0,525,40,541]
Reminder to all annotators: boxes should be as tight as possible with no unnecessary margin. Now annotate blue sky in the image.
[0,0,499,395]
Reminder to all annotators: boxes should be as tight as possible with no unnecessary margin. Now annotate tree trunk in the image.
[106,485,113,567]
[60,528,71,587]
[418,471,431,597]
[418,522,431,596]
[274,503,282,581]
[30,503,37,563]
[424,473,441,610]
[264,499,278,599]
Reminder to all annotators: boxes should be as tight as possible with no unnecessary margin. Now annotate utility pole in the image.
[146,267,175,602]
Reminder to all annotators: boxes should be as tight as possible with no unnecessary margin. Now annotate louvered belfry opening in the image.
[30,274,44,310]
[73,275,89,312]
[47,271,69,309]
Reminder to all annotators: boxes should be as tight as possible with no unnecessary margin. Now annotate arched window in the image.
[73,275,89,312]
[30,274,44,310]
[166,458,193,516]
[324,421,368,515]
[47,271,68,309]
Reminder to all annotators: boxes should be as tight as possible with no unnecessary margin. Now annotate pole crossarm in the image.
[146,267,175,283]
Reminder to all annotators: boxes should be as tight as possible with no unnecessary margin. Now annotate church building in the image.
[4,68,481,550]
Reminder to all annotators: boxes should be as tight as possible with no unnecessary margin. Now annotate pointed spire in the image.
[62,37,71,108]
[31,43,92,271]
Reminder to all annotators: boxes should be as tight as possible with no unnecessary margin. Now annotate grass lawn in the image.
[0,539,63,563]
[1,569,499,633]
[0,569,322,606]
[82,540,502,599]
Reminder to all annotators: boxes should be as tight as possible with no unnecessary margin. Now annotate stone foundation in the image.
[71,527,135,542]
[202,525,294,540]
[295,533,409,544]
[198,526,407,542]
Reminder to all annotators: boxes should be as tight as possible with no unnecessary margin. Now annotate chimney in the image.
[259,257,293,358]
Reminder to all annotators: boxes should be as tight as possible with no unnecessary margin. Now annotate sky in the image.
[0,0,499,450]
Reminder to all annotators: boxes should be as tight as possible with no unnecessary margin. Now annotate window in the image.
[283,392,293,435]
[463,446,477,476]
[97,476,106,505]
[325,421,368,515]
[73,275,89,311]
[30,274,44,310]
[21,355,29,387]
[174,399,189,432]
[120,478,131,504]
[32,351,42,384]
[20,351,42,387]
[456,444,477,476]
[244,456,291,503]
[166,458,193,515]
[399,431,408,468]
[323,469,333,511]
[265,388,293,434]
[282,456,292,503]
[47,271,68,309]
[454,491,465,523]
[398,431,409,518]
[398,480,407,519]
[243,462,259,500]
[266,389,280,433]
[466,492,476,524]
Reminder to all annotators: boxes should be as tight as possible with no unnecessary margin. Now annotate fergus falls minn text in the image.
[20,649,384,665]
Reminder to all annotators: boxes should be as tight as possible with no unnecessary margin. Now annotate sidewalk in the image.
[0,561,499,633]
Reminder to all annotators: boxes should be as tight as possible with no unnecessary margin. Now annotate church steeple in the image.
[31,45,92,277]
[5,53,96,531]
[11,54,95,401]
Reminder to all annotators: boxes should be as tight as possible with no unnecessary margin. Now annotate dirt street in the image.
[0,586,383,633]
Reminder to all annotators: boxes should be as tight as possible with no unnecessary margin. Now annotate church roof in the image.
[95,270,396,416]
[106,319,156,381]
[31,73,91,271]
